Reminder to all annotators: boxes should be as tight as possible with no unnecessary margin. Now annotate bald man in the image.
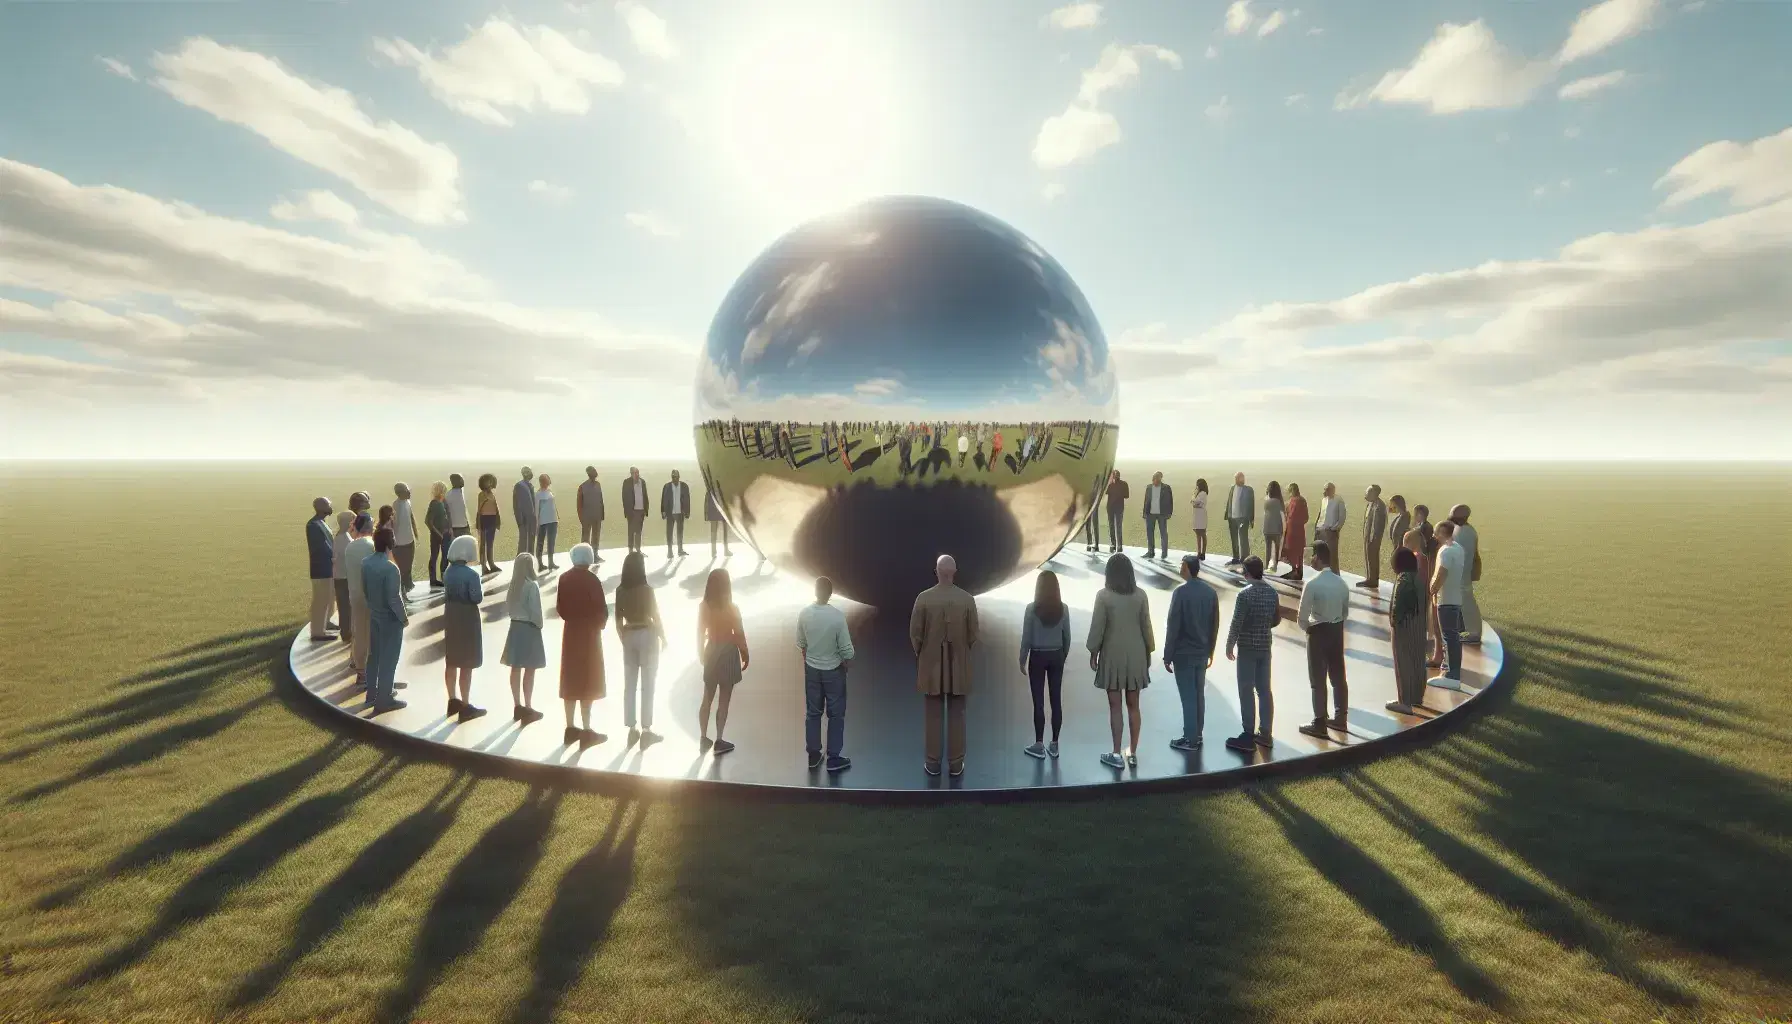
[1359,485,1388,589]
[305,496,338,641]
[911,554,980,777]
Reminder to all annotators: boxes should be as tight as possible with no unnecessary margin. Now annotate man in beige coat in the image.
[911,554,979,777]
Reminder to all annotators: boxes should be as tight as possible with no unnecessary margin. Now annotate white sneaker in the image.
[1427,675,1465,692]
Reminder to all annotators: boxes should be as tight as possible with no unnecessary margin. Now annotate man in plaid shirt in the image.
[1225,556,1281,754]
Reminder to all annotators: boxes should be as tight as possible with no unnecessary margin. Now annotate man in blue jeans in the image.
[796,576,855,772]
[1163,554,1219,750]
[1224,556,1281,754]
[1428,520,1468,691]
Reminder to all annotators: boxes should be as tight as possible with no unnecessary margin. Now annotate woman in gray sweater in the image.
[1017,570,1072,759]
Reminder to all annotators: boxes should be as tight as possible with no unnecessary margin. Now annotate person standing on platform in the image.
[1084,472,1105,552]
[391,483,419,594]
[1448,504,1483,645]
[361,527,409,715]
[622,467,650,554]
[535,473,559,569]
[704,480,731,556]
[1224,556,1280,754]
[557,543,610,747]
[426,481,452,588]
[661,470,692,557]
[614,551,667,738]
[1142,471,1173,559]
[1018,569,1071,759]
[1262,481,1286,572]
[957,429,970,467]
[332,510,356,647]
[1190,479,1210,559]
[1164,554,1219,751]
[911,554,979,777]
[500,551,547,725]
[512,467,537,561]
[305,497,337,642]
[1385,494,1411,592]
[343,513,377,687]
[1385,547,1429,714]
[446,474,470,540]
[1316,483,1346,570]
[1359,485,1388,589]
[1105,470,1129,552]
[1409,504,1442,666]
[476,474,502,574]
[577,467,605,555]
[698,568,748,754]
[441,535,487,723]
[1296,541,1350,738]
[1279,483,1309,582]
[1223,472,1255,567]
[1088,553,1155,769]
[797,575,854,772]
[1429,521,1468,690]
[348,490,372,518]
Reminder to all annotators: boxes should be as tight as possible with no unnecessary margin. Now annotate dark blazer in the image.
[621,478,650,519]
[660,480,692,520]
[1142,482,1175,519]
[306,516,334,580]
[1164,578,1220,662]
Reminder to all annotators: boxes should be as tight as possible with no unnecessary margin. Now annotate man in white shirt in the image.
[622,467,650,553]
[1142,471,1174,560]
[1317,482,1346,570]
[1429,520,1468,690]
[797,576,855,772]
[1448,504,1483,645]
[391,482,418,594]
[342,514,377,686]
[1296,541,1351,737]
[445,473,470,537]
[660,470,692,557]
[957,431,970,467]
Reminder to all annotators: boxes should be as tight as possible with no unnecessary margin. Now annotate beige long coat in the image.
[910,583,979,696]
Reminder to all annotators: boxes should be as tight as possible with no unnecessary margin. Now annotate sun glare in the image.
[716,26,900,221]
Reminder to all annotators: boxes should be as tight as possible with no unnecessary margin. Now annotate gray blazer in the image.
[1224,484,1255,527]
[1364,499,1388,543]
[512,479,536,524]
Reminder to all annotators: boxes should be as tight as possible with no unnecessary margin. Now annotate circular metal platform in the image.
[287,545,1505,801]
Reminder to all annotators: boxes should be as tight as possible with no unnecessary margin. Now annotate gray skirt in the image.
[444,600,484,668]
[500,620,546,669]
[703,641,742,687]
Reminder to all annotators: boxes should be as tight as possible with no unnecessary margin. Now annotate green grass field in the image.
[1,460,1788,1024]
[693,422,1115,492]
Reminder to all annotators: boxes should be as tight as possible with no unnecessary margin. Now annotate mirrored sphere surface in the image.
[694,196,1119,607]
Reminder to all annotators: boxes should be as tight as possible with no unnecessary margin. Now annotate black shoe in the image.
[713,739,735,754]
[1254,732,1273,748]
[1355,580,1376,588]
[564,726,581,745]
[394,681,407,690]
[520,707,544,725]
[925,762,942,776]
[430,580,444,589]
[1298,720,1329,739]
[458,704,487,723]
[447,698,463,716]
[309,634,338,643]
[580,728,604,748]
[371,700,407,715]
[513,705,525,721]
[807,751,824,770]
[1463,635,1483,646]
[1144,550,1156,559]
[1224,734,1255,753]
[827,756,851,773]
[1329,715,1348,731]
[949,762,964,777]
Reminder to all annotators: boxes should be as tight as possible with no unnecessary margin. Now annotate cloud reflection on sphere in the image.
[694,196,1119,607]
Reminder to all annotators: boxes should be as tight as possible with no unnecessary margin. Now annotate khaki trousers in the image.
[1362,537,1383,586]
[309,578,335,638]
[350,602,371,673]
[924,694,966,770]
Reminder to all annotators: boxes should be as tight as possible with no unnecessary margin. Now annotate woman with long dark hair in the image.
[1190,478,1209,559]
[697,568,750,753]
[1017,569,1072,758]
[1087,553,1155,769]
[615,551,667,737]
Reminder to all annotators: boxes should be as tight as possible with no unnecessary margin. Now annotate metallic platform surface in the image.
[287,546,1504,796]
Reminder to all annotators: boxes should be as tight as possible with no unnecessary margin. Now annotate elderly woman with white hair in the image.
[556,542,609,747]
[441,535,488,723]
[500,551,548,724]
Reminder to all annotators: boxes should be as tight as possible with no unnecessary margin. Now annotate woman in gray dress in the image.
[1262,480,1286,572]
[1385,546,1429,713]
[441,535,487,723]
[500,551,547,724]
[1087,553,1155,769]
[697,568,749,754]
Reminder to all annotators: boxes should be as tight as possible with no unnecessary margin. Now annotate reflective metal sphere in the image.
[694,196,1119,607]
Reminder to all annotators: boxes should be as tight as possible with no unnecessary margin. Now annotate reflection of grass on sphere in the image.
[2,461,1789,1023]
[693,422,1117,494]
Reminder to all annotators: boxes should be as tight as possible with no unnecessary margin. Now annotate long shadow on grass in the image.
[36,736,355,910]
[667,799,1270,1023]
[67,755,400,988]
[1421,624,1792,985]
[229,772,478,1009]
[1247,787,1511,1011]
[507,798,647,1024]
[378,786,564,1024]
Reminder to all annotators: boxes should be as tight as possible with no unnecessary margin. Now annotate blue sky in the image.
[0,0,1787,459]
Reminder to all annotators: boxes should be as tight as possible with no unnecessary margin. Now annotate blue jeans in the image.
[366,616,404,706]
[1236,649,1273,737]
[804,664,847,759]
[1172,655,1207,741]
[1437,604,1464,680]
[1145,515,1169,553]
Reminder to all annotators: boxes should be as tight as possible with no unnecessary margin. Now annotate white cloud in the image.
[151,38,462,224]
[1559,69,1628,99]
[1045,3,1103,31]
[1041,182,1067,202]
[0,157,683,398]
[1257,10,1287,37]
[1032,43,1181,169]
[99,57,135,80]
[1558,0,1659,64]
[1657,126,1792,209]
[1224,2,1255,35]
[269,189,360,226]
[1205,44,1220,59]
[375,17,624,127]
[1206,95,1232,122]
[527,179,575,201]
[1336,21,1555,113]
[615,1,678,59]
[624,210,681,238]
[1285,92,1308,108]
[853,377,901,396]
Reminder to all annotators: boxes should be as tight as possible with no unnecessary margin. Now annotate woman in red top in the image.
[1279,483,1309,582]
